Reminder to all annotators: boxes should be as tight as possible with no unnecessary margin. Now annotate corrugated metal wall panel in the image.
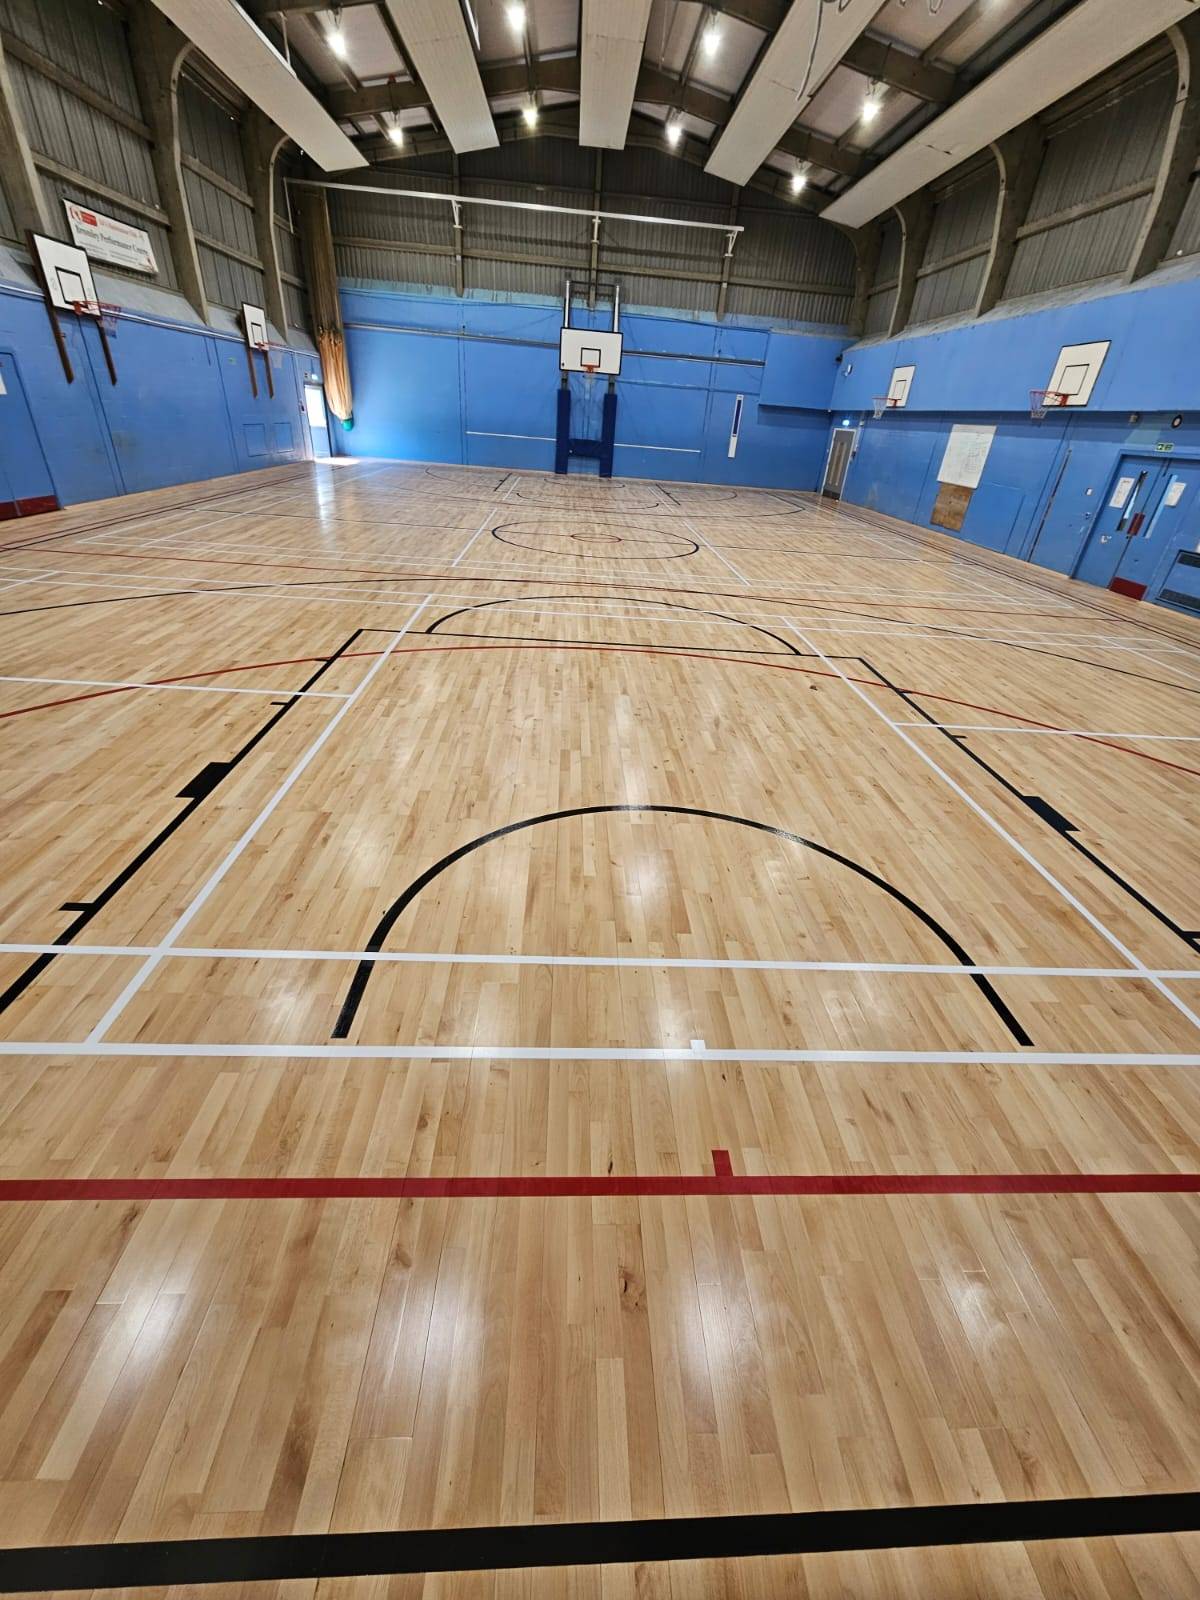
[1169,175,1200,258]
[924,169,996,265]
[606,146,732,206]
[284,279,309,331]
[335,242,452,290]
[617,272,716,312]
[910,255,986,325]
[735,211,854,292]
[13,58,158,204]
[276,221,301,279]
[183,167,257,257]
[724,283,851,324]
[1006,195,1150,297]
[464,255,563,298]
[462,181,592,260]
[1028,70,1174,220]
[875,217,901,283]
[0,0,140,116]
[39,171,176,289]
[0,175,16,243]
[197,241,264,309]
[462,140,594,192]
[329,181,454,250]
[179,76,248,189]
[864,285,895,337]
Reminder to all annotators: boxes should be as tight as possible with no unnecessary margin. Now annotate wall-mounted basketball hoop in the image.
[1029,388,1068,420]
[872,395,901,419]
[240,302,274,399]
[28,232,120,385]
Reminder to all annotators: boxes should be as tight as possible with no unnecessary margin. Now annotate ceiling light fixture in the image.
[790,162,809,195]
[701,21,720,58]
[666,115,683,147]
[327,6,347,58]
[506,2,526,32]
[388,118,405,146]
[523,99,538,128]
[861,81,883,124]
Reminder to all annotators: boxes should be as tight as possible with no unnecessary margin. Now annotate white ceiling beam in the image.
[381,0,497,152]
[824,0,1200,227]
[146,0,364,171]
[705,0,880,185]
[579,0,655,149]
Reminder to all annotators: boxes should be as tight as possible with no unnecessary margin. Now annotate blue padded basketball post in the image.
[555,379,617,477]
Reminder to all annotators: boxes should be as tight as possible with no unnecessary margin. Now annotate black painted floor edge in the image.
[4,1492,1198,1592]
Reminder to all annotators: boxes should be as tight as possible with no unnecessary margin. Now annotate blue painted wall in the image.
[828,267,1200,600]
[0,273,321,511]
[340,288,842,490]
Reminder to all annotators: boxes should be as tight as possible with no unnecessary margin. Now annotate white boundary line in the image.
[5,940,1200,978]
[786,620,1200,1035]
[679,513,752,587]
[449,507,501,568]
[2,1042,1197,1066]
[83,595,435,1043]
[0,674,348,702]
[0,570,57,591]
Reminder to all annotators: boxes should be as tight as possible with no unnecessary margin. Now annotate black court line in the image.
[865,658,1200,955]
[424,592,805,656]
[331,803,1031,1044]
[0,630,365,1016]
[4,1491,1197,1591]
[429,629,799,655]
[492,521,700,559]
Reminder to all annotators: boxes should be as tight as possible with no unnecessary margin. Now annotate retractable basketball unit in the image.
[555,279,623,477]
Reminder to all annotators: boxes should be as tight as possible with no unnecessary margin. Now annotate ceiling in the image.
[234,0,1190,220]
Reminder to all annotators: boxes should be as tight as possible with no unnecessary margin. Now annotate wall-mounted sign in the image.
[937,423,995,489]
[1164,477,1187,507]
[1155,441,1175,453]
[1109,476,1136,509]
[63,200,158,275]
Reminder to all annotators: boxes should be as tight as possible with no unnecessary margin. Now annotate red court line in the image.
[2,1171,1198,1202]
[5,639,1198,779]
[23,543,1071,619]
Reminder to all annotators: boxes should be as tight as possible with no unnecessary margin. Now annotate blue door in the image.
[0,351,58,516]
[1143,463,1200,610]
[1074,459,1164,591]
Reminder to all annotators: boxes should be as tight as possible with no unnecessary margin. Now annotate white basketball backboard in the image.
[31,233,98,312]
[241,302,269,349]
[1046,340,1110,406]
[560,326,623,376]
[887,364,916,406]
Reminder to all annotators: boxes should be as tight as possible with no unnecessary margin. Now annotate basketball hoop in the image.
[872,395,899,419]
[1030,388,1068,420]
[72,299,120,336]
[582,362,598,376]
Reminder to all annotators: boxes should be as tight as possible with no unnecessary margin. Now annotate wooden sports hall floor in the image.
[0,459,1199,1597]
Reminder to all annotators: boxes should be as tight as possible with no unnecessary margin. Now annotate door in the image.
[1142,463,1200,606]
[821,428,855,500]
[304,384,331,460]
[1075,460,1165,591]
[0,351,58,517]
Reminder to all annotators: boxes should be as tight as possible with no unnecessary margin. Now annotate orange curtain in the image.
[299,187,353,423]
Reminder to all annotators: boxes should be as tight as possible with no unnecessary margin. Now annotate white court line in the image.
[679,513,751,586]
[895,722,1200,742]
[785,620,1200,1038]
[5,940,1200,978]
[0,674,348,702]
[3,1042,1197,1066]
[83,594,435,1044]
[0,571,57,591]
[450,506,500,568]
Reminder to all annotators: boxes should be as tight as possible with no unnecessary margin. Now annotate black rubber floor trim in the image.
[4,1492,1198,1591]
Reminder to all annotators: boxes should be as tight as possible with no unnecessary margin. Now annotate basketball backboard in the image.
[887,364,916,407]
[1045,340,1110,406]
[559,326,623,376]
[241,302,269,348]
[31,234,97,313]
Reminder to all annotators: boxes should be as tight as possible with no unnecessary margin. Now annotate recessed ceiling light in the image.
[523,100,538,128]
[701,22,720,58]
[506,2,526,31]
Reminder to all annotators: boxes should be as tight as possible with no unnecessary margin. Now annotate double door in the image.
[1075,456,1200,599]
